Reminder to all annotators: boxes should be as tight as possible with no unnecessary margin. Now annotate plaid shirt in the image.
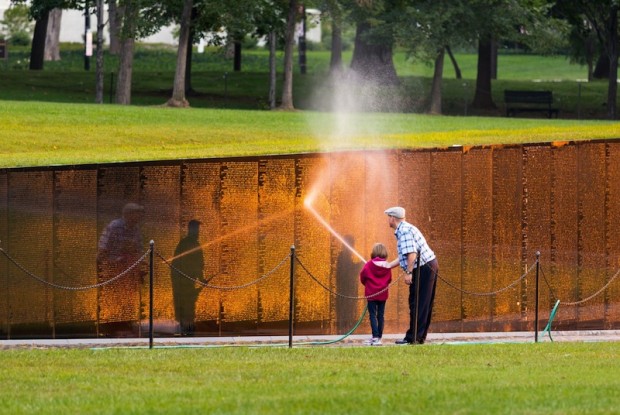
[394,221,435,271]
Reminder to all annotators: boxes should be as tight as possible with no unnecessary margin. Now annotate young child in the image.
[359,243,392,346]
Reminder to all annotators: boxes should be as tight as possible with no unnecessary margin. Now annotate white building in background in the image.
[0,1,321,47]
[0,1,175,44]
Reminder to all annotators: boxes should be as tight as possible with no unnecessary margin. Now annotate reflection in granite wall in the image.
[1,140,620,339]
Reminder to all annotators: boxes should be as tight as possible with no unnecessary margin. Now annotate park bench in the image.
[504,90,559,118]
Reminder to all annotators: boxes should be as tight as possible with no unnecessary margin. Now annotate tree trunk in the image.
[350,21,399,85]
[184,5,198,95]
[108,0,121,55]
[329,16,343,76]
[29,11,50,70]
[428,48,445,115]
[490,40,498,80]
[593,54,610,79]
[115,0,137,105]
[606,6,618,119]
[445,45,461,79]
[115,37,134,104]
[167,0,193,107]
[269,31,277,109]
[471,36,496,109]
[184,37,193,94]
[279,0,298,110]
[44,8,62,61]
[95,0,105,103]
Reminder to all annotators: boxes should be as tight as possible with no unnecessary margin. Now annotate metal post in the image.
[577,82,582,120]
[109,72,114,103]
[149,240,154,349]
[288,245,296,348]
[223,72,228,102]
[413,251,421,344]
[84,0,91,71]
[534,251,540,343]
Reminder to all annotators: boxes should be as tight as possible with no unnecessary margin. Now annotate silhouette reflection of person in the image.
[97,202,146,337]
[171,219,205,336]
[335,235,363,333]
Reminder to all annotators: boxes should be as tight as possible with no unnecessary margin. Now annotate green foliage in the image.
[0,343,618,414]
[0,3,33,44]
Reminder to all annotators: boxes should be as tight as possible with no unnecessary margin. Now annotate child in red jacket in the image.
[359,243,392,346]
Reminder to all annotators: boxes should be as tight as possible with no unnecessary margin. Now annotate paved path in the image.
[1,330,619,349]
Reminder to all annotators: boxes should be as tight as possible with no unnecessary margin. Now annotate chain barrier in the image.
[540,265,620,306]
[0,247,151,291]
[294,256,405,300]
[436,262,536,296]
[157,250,291,291]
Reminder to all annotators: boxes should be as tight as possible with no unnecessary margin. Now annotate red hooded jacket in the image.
[359,257,392,302]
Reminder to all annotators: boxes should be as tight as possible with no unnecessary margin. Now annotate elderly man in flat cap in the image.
[385,206,439,344]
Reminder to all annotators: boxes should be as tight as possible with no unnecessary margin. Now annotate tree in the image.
[108,0,121,55]
[115,0,138,104]
[252,0,289,109]
[29,5,51,69]
[397,0,473,114]
[12,0,67,70]
[44,8,61,61]
[113,0,168,105]
[280,0,298,110]
[95,0,105,103]
[323,0,344,76]
[0,3,33,45]
[555,0,619,118]
[347,0,400,85]
[167,0,193,107]
[467,0,543,110]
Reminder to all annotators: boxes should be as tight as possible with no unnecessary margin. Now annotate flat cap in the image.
[384,206,405,219]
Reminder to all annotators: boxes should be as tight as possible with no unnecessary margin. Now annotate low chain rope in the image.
[0,247,150,291]
[157,250,291,291]
[436,262,536,296]
[540,264,620,306]
[294,256,404,300]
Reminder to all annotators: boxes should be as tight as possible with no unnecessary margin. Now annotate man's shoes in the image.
[395,339,413,345]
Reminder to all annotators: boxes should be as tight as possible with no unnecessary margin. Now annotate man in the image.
[171,219,205,335]
[385,206,439,344]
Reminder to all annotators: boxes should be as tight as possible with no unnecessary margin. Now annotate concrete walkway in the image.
[1,330,619,349]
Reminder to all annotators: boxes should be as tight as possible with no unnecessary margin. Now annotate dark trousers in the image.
[405,259,438,343]
[367,300,386,339]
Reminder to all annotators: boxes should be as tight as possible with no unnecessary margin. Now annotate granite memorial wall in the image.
[0,139,619,339]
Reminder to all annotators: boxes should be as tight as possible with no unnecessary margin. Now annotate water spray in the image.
[303,194,366,264]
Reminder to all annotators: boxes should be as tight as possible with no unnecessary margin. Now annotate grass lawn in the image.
[1,48,619,415]
[0,342,618,414]
[2,100,619,168]
[0,46,614,117]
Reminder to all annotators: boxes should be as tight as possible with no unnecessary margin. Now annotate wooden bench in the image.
[504,90,559,118]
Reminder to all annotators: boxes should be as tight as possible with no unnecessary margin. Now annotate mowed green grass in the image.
[1,49,619,415]
[2,100,620,168]
[0,343,618,414]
